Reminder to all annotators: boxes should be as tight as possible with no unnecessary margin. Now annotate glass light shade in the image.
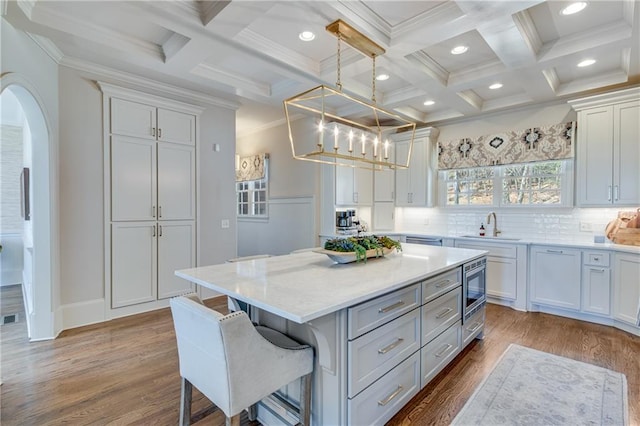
[283,85,416,170]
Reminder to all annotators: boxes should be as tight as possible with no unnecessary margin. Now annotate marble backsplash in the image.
[394,206,630,243]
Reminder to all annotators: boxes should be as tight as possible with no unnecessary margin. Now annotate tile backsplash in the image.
[394,207,630,243]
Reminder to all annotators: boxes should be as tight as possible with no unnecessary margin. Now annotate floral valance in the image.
[235,153,267,182]
[437,121,575,170]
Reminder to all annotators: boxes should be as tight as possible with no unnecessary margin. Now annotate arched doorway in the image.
[1,74,56,340]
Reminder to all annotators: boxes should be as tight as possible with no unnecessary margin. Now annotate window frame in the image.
[439,159,574,209]
[236,159,269,219]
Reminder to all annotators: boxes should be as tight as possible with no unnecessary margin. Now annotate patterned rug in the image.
[451,344,628,425]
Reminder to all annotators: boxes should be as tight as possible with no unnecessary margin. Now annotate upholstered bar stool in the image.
[170,295,314,426]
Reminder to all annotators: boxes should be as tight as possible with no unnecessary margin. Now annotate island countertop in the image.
[175,244,486,324]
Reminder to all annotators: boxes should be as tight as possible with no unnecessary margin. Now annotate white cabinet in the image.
[581,251,611,316]
[111,97,196,144]
[530,246,581,311]
[571,89,640,206]
[613,253,640,326]
[336,165,372,205]
[454,240,522,303]
[374,150,395,202]
[102,83,201,313]
[394,127,438,207]
[373,202,394,231]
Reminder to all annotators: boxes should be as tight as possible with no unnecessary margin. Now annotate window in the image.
[236,164,268,217]
[441,160,572,207]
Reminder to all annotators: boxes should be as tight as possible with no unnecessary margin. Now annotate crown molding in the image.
[567,85,640,109]
[513,10,542,56]
[26,33,64,63]
[60,56,240,110]
[391,1,462,41]
[405,51,449,87]
[191,63,271,98]
[542,68,560,94]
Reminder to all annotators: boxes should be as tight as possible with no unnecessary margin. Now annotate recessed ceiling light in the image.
[489,83,503,90]
[451,45,469,55]
[561,2,587,15]
[299,31,315,41]
[376,74,390,81]
[577,59,596,67]
[423,100,435,106]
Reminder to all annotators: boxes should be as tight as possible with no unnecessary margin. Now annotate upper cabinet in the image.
[394,127,439,207]
[570,88,640,206]
[112,98,196,145]
[336,165,373,206]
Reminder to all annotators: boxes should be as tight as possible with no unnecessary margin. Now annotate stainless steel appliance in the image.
[405,236,443,246]
[336,209,357,234]
[462,257,486,322]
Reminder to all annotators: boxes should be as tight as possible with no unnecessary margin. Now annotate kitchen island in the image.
[176,244,487,425]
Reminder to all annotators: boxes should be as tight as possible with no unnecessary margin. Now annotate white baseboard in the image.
[61,298,106,330]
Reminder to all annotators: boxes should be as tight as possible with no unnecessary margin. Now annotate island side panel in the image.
[254,308,349,425]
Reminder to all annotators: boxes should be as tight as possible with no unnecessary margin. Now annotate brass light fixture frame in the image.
[283,19,416,170]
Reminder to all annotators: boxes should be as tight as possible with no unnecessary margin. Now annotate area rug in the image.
[451,344,628,425]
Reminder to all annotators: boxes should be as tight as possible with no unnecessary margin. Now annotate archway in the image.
[1,74,56,340]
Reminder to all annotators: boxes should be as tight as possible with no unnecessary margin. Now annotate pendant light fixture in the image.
[283,19,416,170]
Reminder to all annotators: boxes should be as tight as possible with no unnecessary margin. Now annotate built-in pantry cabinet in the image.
[100,83,202,314]
[570,88,640,206]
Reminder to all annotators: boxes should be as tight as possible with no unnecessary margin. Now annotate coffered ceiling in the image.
[4,0,639,135]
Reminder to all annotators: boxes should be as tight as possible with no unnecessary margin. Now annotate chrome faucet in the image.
[487,212,501,237]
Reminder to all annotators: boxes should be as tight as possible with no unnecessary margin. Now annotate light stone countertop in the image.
[176,244,486,324]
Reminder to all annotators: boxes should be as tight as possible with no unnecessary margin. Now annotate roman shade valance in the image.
[437,121,575,170]
[235,153,268,182]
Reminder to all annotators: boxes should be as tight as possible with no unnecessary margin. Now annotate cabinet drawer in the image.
[422,287,462,345]
[348,351,420,426]
[584,251,610,267]
[348,284,420,340]
[348,309,420,398]
[421,321,461,387]
[422,268,461,304]
[462,305,485,346]
[456,241,517,259]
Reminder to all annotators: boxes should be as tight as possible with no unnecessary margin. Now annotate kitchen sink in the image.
[459,235,521,241]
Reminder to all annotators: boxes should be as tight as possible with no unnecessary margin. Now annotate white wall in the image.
[236,117,320,256]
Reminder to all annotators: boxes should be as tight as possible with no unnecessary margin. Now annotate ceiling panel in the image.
[420,30,500,74]
[364,1,447,26]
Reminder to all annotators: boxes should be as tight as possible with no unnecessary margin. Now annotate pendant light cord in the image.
[336,33,343,91]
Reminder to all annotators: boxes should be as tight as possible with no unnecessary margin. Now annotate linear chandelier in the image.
[283,19,416,170]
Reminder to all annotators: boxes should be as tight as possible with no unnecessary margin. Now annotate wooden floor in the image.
[1,284,639,425]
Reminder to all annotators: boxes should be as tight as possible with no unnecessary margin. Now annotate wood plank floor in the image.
[1,284,639,425]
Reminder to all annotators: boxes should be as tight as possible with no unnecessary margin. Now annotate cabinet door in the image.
[111,222,157,308]
[157,108,196,145]
[157,221,196,299]
[530,247,581,310]
[111,136,157,221]
[576,106,614,206]
[408,139,426,205]
[157,143,195,220]
[354,167,373,205]
[335,165,354,205]
[374,150,395,202]
[486,256,517,300]
[613,100,640,205]
[111,98,156,140]
[394,141,411,206]
[582,266,611,316]
[613,254,640,325]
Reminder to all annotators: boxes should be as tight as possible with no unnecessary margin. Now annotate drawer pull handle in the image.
[379,301,405,314]
[436,307,453,319]
[466,322,482,333]
[593,257,600,262]
[378,385,404,406]
[435,343,453,358]
[546,249,563,254]
[590,268,606,273]
[435,279,452,288]
[378,338,404,354]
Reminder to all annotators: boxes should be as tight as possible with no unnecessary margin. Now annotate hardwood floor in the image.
[1,285,639,425]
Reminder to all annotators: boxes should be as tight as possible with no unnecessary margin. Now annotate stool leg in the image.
[299,373,312,426]
[180,377,193,426]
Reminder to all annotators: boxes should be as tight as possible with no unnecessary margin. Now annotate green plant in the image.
[324,235,402,262]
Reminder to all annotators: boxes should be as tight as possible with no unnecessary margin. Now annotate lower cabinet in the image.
[420,320,461,387]
[111,220,195,308]
[530,246,581,311]
[613,253,640,326]
[581,251,611,316]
